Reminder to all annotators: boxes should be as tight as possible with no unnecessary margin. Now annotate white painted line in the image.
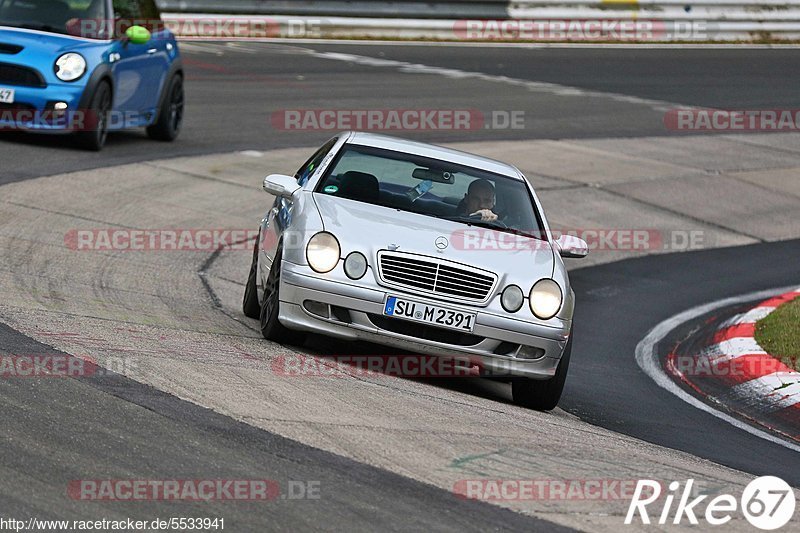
[707,337,767,362]
[726,306,776,326]
[635,285,800,453]
[224,42,258,53]
[301,49,690,113]
[728,372,800,412]
[178,42,226,54]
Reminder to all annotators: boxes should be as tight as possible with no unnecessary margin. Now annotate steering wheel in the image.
[467,212,508,229]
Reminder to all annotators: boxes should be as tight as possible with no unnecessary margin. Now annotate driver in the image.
[457,179,498,221]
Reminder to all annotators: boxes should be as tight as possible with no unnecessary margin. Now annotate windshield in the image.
[315,144,546,239]
[0,0,110,39]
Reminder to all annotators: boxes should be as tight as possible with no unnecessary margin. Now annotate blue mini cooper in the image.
[0,0,184,150]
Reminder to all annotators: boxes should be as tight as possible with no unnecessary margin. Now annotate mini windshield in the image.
[0,0,110,39]
[316,144,545,239]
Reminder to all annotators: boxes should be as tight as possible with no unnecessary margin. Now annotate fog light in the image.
[500,285,524,313]
[344,251,368,279]
[54,102,68,110]
[303,300,329,318]
[516,346,546,360]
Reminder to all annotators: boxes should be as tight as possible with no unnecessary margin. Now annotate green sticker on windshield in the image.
[324,185,338,194]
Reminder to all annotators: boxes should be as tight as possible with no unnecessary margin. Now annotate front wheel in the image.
[75,80,111,151]
[147,74,184,142]
[511,332,572,411]
[242,237,261,319]
[259,247,305,345]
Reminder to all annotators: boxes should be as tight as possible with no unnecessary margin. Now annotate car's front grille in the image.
[377,251,497,302]
[0,62,46,87]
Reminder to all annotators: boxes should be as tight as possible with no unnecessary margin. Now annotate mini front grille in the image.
[0,62,46,87]
[378,251,497,302]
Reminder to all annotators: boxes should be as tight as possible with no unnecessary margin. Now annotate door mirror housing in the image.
[554,235,589,259]
[263,174,302,199]
[125,25,151,45]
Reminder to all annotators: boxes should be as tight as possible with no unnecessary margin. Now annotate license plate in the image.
[383,296,476,332]
[0,88,14,104]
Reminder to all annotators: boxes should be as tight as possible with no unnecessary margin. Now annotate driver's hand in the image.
[470,209,498,222]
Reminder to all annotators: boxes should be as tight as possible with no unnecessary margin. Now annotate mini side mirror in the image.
[125,25,151,45]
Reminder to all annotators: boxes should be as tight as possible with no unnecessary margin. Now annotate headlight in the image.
[344,252,368,280]
[54,53,87,82]
[529,279,562,320]
[501,285,524,313]
[306,232,340,273]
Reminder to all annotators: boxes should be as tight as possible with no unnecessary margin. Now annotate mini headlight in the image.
[306,232,340,273]
[344,252,368,280]
[54,53,87,82]
[501,285,524,313]
[529,279,562,320]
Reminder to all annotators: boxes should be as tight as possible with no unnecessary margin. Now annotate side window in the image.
[138,0,160,19]
[113,0,162,36]
[113,0,142,19]
[295,139,337,186]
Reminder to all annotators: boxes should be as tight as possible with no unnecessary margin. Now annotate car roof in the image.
[344,132,524,180]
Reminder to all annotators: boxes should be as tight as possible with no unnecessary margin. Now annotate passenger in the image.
[457,178,498,221]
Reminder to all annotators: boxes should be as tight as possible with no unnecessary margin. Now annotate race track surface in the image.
[1,42,798,530]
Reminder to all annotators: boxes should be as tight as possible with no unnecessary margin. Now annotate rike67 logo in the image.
[626,477,796,530]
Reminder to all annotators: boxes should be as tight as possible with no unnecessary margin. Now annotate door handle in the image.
[147,48,157,54]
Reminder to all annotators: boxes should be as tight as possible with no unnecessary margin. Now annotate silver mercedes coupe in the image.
[243,132,588,410]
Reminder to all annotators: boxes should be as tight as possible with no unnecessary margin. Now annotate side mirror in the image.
[263,174,301,199]
[554,235,588,259]
[125,25,151,45]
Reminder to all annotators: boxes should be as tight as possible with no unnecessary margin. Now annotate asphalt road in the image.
[1,42,798,528]
[565,239,800,486]
[0,322,567,531]
[304,44,800,110]
[3,43,800,183]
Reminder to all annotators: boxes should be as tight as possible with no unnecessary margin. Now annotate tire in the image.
[259,246,305,345]
[511,331,572,411]
[75,81,111,151]
[242,237,261,319]
[146,74,184,142]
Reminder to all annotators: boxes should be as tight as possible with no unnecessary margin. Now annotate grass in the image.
[755,297,800,371]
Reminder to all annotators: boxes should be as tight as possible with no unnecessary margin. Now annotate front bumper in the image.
[0,82,86,132]
[278,262,571,380]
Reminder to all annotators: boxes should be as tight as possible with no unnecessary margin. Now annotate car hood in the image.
[0,26,106,56]
[313,194,555,286]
